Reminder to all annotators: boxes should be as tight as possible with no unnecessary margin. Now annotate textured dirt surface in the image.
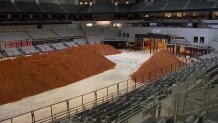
[0,44,119,105]
[132,50,185,82]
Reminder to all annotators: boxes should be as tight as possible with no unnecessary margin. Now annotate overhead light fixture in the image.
[86,23,93,27]
[84,2,88,5]
[80,2,83,5]
[114,2,119,6]
[89,2,93,6]
[126,1,129,4]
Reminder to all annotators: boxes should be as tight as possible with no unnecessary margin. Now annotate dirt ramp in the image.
[132,50,185,83]
[0,45,116,105]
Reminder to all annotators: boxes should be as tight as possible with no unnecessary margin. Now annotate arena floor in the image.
[0,50,152,122]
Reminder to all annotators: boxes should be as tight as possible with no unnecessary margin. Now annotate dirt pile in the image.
[132,50,185,82]
[87,44,121,55]
[0,45,116,105]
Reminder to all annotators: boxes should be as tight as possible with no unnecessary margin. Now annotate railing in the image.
[0,61,185,123]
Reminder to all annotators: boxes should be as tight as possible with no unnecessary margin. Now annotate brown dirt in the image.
[87,44,121,55]
[132,49,185,83]
[0,44,119,105]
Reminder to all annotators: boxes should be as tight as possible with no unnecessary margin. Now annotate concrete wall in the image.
[121,27,218,46]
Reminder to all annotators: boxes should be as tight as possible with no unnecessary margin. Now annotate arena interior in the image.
[0,0,218,123]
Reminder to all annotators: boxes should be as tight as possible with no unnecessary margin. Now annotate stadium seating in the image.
[61,4,80,13]
[63,41,78,47]
[52,28,83,39]
[103,28,120,37]
[49,43,67,50]
[83,28,102,36]
[37,44,53,52]
[129,2,148,12]
[52,52,218,123]
[86,36,103,44]
[165,0,188,10]
[91,5,115,13]
[0,32,30,42]
[15,1,42,12]
[144,0,168,11]
[0,1,17,12]
[28,29,58,40]
[73,38,87,45]
[40,3,65,13]
[4,48,21,57]
[186,0,215,9]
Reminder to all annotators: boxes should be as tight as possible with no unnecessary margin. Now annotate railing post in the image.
[134,77,137,89]
[50,105,53,122]
[82,95,85,111]
[66,100,70,119]
[31,111,35,123]
[94,91,97,106]
[107,87,109,101]
[126,80,129,93]
[117,83,120,97]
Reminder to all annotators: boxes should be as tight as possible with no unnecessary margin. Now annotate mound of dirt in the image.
[132,50,185,82]
[87,44,121,55]
[0,44,116,105]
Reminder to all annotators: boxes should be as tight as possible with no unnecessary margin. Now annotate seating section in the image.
[0,1,17,12]
[61,4,80,13]
[86,36,103,44]
[130,2,147,12]
[63,41,78,47]
[144,0,168,11]
[187,0,215,9]
[103,28,120,37]
[83,28,102,36]
[165,0,188,10]
[91,5,115,13]
[0,32,30,42]
[40,3,65,13]
[52,28,83,38]
[16,1,42,12]
[49,43,67,50]
[28,29,58,40]
[4,48,21,56]
[73,38,87,45]
[37,44,53,52]
[54,52,218,123]
[21,46,39,54]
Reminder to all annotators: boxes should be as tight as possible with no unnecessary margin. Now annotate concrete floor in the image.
[0,50,152,123]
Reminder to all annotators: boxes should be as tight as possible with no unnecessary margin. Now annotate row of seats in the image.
[53,52,218,123]
[0,28,120,42]
[2,39,88,57]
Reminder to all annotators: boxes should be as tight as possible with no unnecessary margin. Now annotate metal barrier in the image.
[0,61,185,123]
